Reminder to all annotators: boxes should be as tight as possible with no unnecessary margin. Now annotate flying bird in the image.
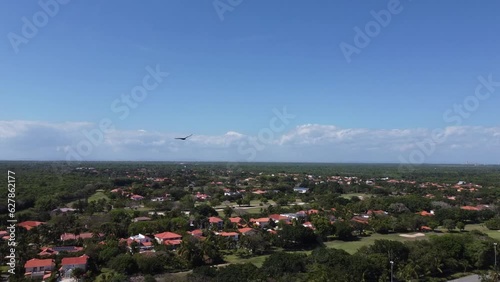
[175,134,193,140]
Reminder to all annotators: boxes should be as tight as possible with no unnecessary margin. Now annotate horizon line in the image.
[0,159,498,166]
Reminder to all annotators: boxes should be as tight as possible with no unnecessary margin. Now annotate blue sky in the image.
[1,0,500,164]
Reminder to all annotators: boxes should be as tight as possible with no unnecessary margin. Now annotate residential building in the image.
[38,246,83,257]
[154,231,182,244]
[18,221,45,231]
[60,255,89,279]
[216,232,239,241]
[293,187,309,194]
[209,216,224,230]
[60,232,104,241]
[24,258,54,280]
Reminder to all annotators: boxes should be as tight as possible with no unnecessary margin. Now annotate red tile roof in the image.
[189,229,203,236]
[229,217,242,223]
[38,248,58,256]
[251,217,271,223]
[461,206,480,211]
[164,239,182,246]
[209,217,223,223]
[60,232,103,241]
[419,211,434,216]
[268,214,281,221]
[238,227,255,234]
[18,221,45,231]
[155,232,182,240]
[61,255,89,266]
[130,194,144,200]
[218,232,238,237]
[252,190,266,194]
[351,216,369,224]
[367,210,386,215]
[25,258,54,268]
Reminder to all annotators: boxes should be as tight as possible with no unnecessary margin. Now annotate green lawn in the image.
[223,226,500,267]
[323,233,427,254]
[65,190,110,207]
[244,207,264,214]
[425,223,500,240]
[464,223,500,240]
[158,271,190,282]
[88,191,110,203]
[340,193,371,200]
[217,200,276,208]
[216,199,277,216]
[224,232,428,267]
[224,253,270,268]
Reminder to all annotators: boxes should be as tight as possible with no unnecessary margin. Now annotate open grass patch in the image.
[224,253,269,268]
[88,191,110,203]
[340,193,370,200]
[157,271,190,282]
[464,223,500,240]
[322,232,427,254]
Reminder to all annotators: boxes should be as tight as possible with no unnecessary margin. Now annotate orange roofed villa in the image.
[24,258,55,280]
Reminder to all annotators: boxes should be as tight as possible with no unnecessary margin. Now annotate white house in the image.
[293,187,309,194]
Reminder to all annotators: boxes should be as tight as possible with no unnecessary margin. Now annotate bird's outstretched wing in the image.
[174,134,193,140]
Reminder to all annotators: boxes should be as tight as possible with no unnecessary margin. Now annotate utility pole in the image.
[494,242,498,270]
[390,260,394,282]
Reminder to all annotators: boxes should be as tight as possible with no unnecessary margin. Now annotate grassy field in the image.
[222,226,500,267]
[320,225,500,255]
[99,224,499,280]
[215,199,278,217]
[223,253,270,267]
[340,193,371,200]
[88,191,110,203]
[464,223,500,240]
[66,190,110,207]
[158,272,191,282]
[323,233,427,254]
[223,232,428,267]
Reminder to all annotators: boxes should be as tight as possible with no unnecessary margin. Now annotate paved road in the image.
[448,274,481,282]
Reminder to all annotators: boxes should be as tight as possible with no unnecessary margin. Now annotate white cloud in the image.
[0,120,499,163]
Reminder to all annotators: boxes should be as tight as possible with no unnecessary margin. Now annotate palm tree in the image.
[223,206,234,218]
[71,267,85,282]
[177,237,199,266]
